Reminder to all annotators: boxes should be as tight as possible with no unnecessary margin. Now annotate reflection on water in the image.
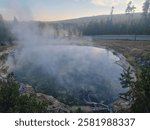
[10,45,126,105]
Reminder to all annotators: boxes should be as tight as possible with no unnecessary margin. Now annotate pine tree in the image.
[132,64,150,112]
[0,77,48,113]
[143,0,150,19]
[119,67,135,101]
[120,67,134,88]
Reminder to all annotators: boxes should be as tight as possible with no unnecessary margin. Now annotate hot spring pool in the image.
[9,45,127,105]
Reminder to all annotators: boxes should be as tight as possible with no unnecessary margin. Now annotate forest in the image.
[82,1,150,35]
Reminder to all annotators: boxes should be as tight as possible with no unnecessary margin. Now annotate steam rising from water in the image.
[6,19,125,105]
[7,43,124,104]
[2,0,127,107]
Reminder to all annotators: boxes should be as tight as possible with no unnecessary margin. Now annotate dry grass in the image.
[92,39,150,67]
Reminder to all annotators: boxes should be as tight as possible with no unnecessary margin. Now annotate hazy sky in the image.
[0,0,144,21]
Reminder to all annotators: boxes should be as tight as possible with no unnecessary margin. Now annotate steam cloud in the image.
[7,20,124,104]
[6,3,125,105]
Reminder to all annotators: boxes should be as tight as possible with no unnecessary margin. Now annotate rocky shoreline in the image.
[19,83,71,113]
[0,46,14,80]
[108,49,136,112]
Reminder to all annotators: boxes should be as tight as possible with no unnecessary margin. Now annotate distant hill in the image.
[52,13,142,25]
[36,12,149,36]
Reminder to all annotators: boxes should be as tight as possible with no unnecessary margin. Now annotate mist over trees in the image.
[0,14,14,44]
[0,0,150,42]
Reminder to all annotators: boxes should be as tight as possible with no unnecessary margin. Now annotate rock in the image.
[18,84,71,113]
[25,84,35,94]
[36,93,71,113]
[19,83,35,94]
[112,98,131,113]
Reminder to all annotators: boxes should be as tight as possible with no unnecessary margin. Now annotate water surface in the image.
[11,45,126,105]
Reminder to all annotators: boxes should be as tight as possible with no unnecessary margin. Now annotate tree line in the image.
[0,14,14,44]
[82,0,150,36]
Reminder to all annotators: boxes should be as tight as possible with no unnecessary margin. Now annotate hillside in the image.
[38,13,147,36]
[51,13,142,25]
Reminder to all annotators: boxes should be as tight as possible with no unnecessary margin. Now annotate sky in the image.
[0,0,145,21]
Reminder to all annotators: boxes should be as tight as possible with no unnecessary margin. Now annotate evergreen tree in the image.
[0,77,48,113]
[0,14,13,43]
[132,64,150,112]
[125,1,136,15]
[143,0,150,19]
[120,67,134,88]
[119,67,135,101]
[110,6,114,23]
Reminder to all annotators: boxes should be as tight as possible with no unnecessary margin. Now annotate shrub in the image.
[0,78,48,113]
